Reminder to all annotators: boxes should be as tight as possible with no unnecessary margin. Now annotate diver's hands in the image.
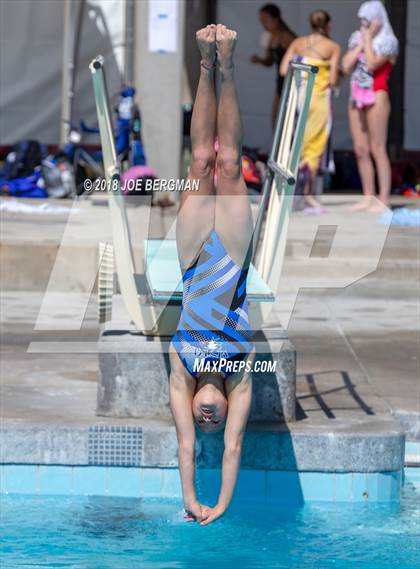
[199,503,227,526]
[361,25,370,45]
[367,18,382,38]
[362,18,381,44]
[183,500,207,523]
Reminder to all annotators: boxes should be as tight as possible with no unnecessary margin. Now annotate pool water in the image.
[1,479,419,569]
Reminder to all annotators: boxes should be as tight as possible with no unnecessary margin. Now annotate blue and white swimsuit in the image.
[172,230,253,379]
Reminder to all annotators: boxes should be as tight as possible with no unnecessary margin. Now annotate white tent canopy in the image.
[0,0,125,145]
[0,0,419,151]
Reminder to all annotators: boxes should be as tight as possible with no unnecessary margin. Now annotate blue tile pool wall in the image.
[404,466,420,485]
[0,465,403,503]
[88,425,143,466]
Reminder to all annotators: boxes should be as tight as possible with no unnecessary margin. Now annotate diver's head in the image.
[310,10,331,37]
[259,4,282,33]
[358,1,387,29]
[193,373,227,433]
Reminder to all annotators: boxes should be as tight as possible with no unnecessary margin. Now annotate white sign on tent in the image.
[148,0,178,53]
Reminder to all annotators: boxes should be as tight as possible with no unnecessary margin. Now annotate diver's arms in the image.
[220,372,252,507]
[341,44,363,76]
[279,38,298,76]
[362,34,390,72]
[169,349,202,520]
[362,19,394,73]
[250,46,274,66]
[200,366,253,525]
[329,43,342,87]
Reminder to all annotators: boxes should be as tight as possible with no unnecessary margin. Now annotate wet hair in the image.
[310,9,331,36]
[260,3,282,20]
[260,3,295,36]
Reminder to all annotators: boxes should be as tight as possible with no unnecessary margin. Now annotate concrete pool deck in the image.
[0,194,419,474]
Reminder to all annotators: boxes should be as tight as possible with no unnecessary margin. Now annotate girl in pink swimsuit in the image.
[342,1,398,212]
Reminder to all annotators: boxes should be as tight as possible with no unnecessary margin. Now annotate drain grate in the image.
[88,425,143,466]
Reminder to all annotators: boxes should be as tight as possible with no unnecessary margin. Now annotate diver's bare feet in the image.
[196,25,216,69]
[349,196,374,211]
[304,194,323,209]
[216,24,237,74]
[367,199,388,213]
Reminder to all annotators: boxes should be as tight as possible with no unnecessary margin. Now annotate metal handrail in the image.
[267,160,295,186]
[90,55,154,333]
[252,61,318,265]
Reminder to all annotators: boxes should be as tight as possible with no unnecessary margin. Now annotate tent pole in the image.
[125,0,135,85]
[71,0,85,105]
[60,0,85,146]
[60,0,72,145]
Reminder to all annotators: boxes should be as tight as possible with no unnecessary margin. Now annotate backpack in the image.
[41,154,76,198]
[1,140,46,180]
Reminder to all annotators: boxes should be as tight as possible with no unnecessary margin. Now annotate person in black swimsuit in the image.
[271,45,286,97]
[250,3,296,127]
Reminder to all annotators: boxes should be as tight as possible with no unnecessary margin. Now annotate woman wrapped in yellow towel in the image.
[280,10,341,213]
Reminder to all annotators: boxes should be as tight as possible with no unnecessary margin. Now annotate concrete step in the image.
[2,196,418,291]
[98,318,296,423]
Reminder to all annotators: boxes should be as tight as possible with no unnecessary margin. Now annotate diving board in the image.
[145,239,273,303]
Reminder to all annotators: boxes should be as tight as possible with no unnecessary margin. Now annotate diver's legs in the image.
[214,25,253,267]
[176,25,217,269]
[348,104,375,211]
[272,93,280,130]
[366,91,391,211]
